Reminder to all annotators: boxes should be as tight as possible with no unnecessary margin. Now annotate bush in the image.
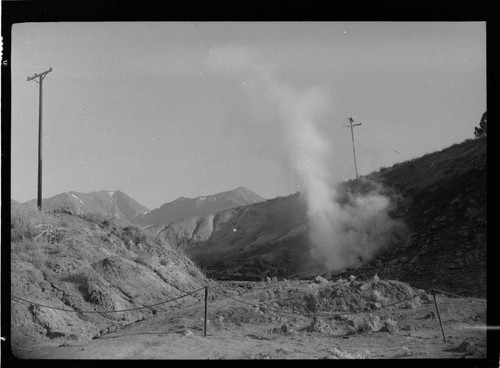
[186,260,204,279]
[11,204,54,242]
[64,266,102,296]
[133,248,153,266]
[115,225,164,249]
[77,212,114,228]
[23,239,48,270]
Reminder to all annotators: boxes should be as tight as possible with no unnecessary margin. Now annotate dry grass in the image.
[11,204,55,242]
[185,260,205,279]
[13,238,48,270]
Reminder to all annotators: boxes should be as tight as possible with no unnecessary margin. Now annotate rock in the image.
[399,346,411,357]
[388,258,399,266]
[381,318,398,334]
[309,318,333,334]
[401,325,416,331]
[373,274,380,283]
[423,311,435,319]
[276,347,293,354]
[280,323,296,335]
[456,341,477,353]
[314,275,329,284]
[371,290,382,302]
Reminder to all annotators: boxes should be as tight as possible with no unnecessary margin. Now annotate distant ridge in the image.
[134,186,265,226]
[24,190,150,222]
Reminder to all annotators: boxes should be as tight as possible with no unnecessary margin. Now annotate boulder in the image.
[314,275,329,285]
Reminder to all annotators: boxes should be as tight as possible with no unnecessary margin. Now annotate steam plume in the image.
[207,45,407,272]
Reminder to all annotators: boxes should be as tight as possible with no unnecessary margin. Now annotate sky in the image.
[10,22,486,209]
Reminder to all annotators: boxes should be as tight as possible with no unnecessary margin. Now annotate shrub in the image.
[186,260,204,279]
[64,266,102,296]
[22,239,48,270]
[77,212,115,228]
[118,225,164,248]
[11,204,53,242]
[133,248,153,266]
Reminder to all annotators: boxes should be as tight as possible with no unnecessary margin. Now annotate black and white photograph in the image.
[2,1,495,362]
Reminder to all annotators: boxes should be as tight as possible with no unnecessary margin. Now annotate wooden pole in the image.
[431,288,447,343]
[37,76,43,210]
[344,117,362,179]
[27,68,52,211]
[204,286,208,337]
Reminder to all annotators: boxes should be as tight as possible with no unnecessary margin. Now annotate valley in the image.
[7,136,489,361]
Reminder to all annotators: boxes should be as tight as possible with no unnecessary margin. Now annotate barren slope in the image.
[10,205,208,349]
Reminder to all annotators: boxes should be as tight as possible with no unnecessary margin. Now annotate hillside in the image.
[25,190,150,223]
[351,137,487,296]
[159,138,487,297]
[10,203,208,347]
[7,138,488,360]
[134,186,265,226]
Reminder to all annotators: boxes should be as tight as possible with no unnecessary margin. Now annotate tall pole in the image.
[431,289,447,343]
[344,117,362,179]
[204,286,208,337]
[27,68,52,210]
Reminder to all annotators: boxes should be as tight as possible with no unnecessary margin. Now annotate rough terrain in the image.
[7,137,489,361]
[154,137,487,298]
[11,277,487,360]
[10,205,208,347]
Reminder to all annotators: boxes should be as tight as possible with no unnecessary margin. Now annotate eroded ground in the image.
[11,278,487,360]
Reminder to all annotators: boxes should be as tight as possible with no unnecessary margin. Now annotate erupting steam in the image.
[208,45,407,273]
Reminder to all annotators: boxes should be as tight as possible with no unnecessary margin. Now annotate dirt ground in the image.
[10,279,488,360]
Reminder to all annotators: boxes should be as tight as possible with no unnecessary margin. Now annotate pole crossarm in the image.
[27,67,53,82]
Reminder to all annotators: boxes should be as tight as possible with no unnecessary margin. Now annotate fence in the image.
[11,283,486,342]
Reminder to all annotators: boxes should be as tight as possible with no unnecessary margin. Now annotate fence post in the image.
[204,286,208,337]
[431,288,447,343]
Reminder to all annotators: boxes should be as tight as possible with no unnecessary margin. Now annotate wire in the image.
[11,287,205,314]
[432,288,487,304]
[205,284,431,318]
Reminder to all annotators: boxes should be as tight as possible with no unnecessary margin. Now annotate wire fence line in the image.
[11,287,206,314]
[10,282,486,319]
[205,284,432,318]
[432,288,487,304]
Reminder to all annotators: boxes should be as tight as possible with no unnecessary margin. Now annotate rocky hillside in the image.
[25,190,150,223]
[10,203,208,343]
[348,137,487,297]
[154,138,487,297]
[134,186,265,226]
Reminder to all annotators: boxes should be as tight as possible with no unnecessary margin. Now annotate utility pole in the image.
[344,117,362,179]
[27,67,52,210]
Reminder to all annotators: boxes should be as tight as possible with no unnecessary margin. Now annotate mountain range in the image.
[19,186,266,227]
[133,186,265,226]
[24,190,150,223]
